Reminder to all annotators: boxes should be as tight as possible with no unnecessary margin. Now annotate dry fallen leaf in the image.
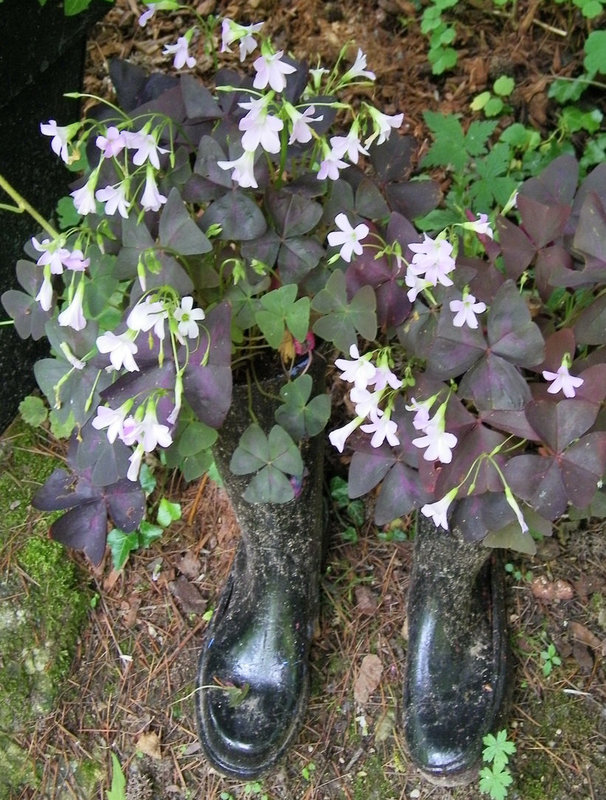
[136,731,162,759]
[168,576,207,614]
[354,654,383,705]
[355,585,378,616]
[175,551,202,581]
[569,621,603,651]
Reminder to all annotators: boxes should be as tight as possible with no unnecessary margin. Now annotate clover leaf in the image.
[229,423,303,503]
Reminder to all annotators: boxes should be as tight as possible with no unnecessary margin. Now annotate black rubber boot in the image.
[403,514,510,785]
[196,362,325,779]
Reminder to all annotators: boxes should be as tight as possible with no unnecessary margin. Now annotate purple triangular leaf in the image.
[561,432,606,509]
[375,461,426,525]
[159,188,212,255]
[525,399,599,453]
[50,501,109,566]
[348,448,395,498]
[32,468,100,511]
[503,454,568,519]
[106,479,146,532]
[459,353,531,411]
[495,216,536,280]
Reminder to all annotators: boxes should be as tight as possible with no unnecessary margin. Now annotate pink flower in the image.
[405,272,432,302]
[71,177,97,216]
[328,418,362,453]
[140,168,167,211]
[96,126,128,159]
[287,105,323,145]
[92,404,130,444]
[238,97,283,154]
[173,296,205,340]
[317,150,349,181]
[371,365,402,391]
[364,107,404,147]
[127,296,167,339]
[412,419,457,463]
[542,363,584,398]
[96,331,139,372]
[62,249,90,272]
[40,119,70,163]
[330,131,369,164]
[361,412,400,448]
[342,49,376,82]
[449,293,487,329]
[335,345,376,388]
[350,386,383,419]
[421,489,457,530]
[95,183,131,218]
[139,405,173,452]
[57,281,86,331]
[406,397,433,431]
[408,234,455,287]
[35,270,53,311]
[327,213,369,263]
[221,18,263,61]
[163,35,196,69]
[31,237,70,275]
[217,149,258,188]
[252,49,296,92]
[125,131,169,169]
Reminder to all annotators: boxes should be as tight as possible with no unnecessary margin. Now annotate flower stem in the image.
[0,173,59,239]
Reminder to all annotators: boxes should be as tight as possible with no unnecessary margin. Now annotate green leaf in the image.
[493,75,515,96]
[177,420,218,456]
[138,520,164,547]
[64,0,93,14]
[255,285,310,348]
[479,764,513,800]
[139,464,156,495]
[482,730,516,769]
[311,270,376,352]
[19,395,48,427]
[584,30,606,74]
[56,195,82,229]
[422,113,467,171]
[276,374,331,438]
[429,45,458,75]
[464,119,499,156]
[107,528,139,571]
[157,498,182,528]
[484,97,505,117]
[242,465,295,503]
[471,91,491,112]
[106,753,126,800]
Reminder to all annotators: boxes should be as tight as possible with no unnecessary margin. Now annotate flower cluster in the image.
[2,0,606,566]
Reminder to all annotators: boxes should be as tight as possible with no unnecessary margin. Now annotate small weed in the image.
[244,781,269,799]
[504,562,532,582]
[540,641,562,677]
[301,760,316,781]
[470,75,515,118]
[330,476,365,544]
[479,729,516,800]
[106,753,126,800]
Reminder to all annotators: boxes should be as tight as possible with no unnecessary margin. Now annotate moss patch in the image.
[515,688,606,799]
[0,419,91,798]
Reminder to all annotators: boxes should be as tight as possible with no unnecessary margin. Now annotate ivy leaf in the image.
[311,269,377,351]
[584,30,606,75]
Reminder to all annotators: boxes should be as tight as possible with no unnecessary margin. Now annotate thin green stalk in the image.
[0,173,59,239]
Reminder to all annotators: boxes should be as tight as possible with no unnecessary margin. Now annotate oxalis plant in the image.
[1,0,606,569]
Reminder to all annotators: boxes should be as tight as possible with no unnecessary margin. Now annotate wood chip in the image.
[355,585,378,616]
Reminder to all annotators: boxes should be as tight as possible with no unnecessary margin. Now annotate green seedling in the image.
[479,729,516,799]
[540,641,562,677]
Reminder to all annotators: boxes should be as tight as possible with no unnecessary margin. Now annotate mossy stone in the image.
[0,419,91,798]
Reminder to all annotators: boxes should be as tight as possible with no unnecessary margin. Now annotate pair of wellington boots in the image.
[195,377,509,782]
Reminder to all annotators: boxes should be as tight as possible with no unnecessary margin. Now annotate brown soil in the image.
[13,1,606,799]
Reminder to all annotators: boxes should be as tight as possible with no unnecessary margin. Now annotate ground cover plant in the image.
[1,0,599,796]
